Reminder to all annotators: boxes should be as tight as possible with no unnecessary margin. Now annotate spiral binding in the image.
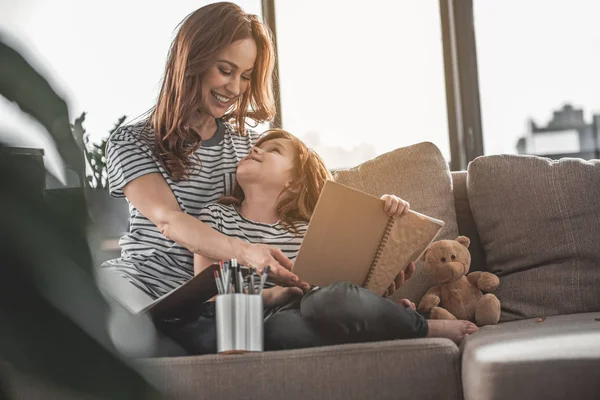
[363,216,395,287]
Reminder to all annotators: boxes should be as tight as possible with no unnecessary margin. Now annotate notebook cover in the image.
[292,181,393,287]
[293,180,444,292]
[98,264,219,319]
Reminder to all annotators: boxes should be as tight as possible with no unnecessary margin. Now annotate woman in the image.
[182,129,478,354]
[102,3,302,301]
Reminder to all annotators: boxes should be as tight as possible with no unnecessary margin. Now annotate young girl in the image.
[181,129,478,354]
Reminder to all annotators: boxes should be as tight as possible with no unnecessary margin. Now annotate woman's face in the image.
[237,138,297,192]
[199,38,257,118]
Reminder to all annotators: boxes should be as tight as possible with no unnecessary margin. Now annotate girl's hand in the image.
[384,261,416,297]
[380,194,410,218]
[262,286,304,308]
[397,298,416,310]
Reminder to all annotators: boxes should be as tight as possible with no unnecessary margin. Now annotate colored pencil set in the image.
[213,259,270,295]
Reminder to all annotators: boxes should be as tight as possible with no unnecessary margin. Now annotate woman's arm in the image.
[122,173,302,286]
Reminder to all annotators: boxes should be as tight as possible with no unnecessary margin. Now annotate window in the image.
[275,1,450,169]
[474,0,600,159]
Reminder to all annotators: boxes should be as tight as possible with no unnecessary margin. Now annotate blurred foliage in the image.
[72,113,126,190]
[0,38,161,399]
[0,37,82,186]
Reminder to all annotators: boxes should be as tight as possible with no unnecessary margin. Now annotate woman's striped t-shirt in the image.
[101,119,258,299]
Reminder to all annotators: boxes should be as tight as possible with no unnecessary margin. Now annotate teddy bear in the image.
[417,236,501,326]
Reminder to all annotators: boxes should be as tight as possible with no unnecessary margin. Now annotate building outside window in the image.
[473,0,600,160]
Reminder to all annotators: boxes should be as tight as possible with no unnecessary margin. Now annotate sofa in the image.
[4,143,600,400]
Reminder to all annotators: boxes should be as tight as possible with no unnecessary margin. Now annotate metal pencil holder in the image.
[215,293,263,354]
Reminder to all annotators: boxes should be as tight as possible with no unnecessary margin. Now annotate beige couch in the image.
[5,146,600,400]
[135,167,600,400]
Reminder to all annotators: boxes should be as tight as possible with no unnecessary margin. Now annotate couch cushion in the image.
[139,339,462,400]
[333,142,459,303]
[461,312,600,400]
[467,155,600,321]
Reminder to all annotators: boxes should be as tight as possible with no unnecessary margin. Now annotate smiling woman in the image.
[98,2,306,356]
[190,39,258,127]
[151,3,275,182]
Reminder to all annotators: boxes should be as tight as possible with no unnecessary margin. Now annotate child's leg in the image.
[426,319,478,344]
[264,308,336,350]
[299,282,429,343]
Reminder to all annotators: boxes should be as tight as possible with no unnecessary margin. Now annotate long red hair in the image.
[150,2,276,181]
[220,129,332,233]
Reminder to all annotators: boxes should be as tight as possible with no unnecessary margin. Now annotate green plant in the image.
[72,112,126,189]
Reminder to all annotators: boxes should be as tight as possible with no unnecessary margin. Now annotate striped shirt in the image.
[101,119,258,299]
[197,203,307,262]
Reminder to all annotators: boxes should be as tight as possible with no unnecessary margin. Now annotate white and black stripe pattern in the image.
[101,119,258,299]
[198,203,307,263]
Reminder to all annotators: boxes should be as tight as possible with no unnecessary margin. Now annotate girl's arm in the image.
[122,173,302,286]
[194,253,216,276]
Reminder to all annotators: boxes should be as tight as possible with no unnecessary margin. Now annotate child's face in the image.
[237,138,296,191]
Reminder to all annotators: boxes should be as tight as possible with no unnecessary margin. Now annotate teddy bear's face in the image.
[422,238,472,284]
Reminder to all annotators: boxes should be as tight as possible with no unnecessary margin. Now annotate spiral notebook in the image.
[292,181,445,295]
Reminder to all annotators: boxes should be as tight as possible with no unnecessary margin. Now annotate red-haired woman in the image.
[103,3,300,304]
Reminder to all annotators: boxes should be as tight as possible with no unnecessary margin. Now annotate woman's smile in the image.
[211,90,231,104]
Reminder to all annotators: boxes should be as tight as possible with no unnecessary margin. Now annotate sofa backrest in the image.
[451,171,487,272]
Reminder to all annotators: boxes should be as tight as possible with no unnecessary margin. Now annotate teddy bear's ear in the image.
[420,248,429,261]
[456,236,471,248]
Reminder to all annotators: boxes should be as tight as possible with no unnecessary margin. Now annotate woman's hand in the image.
[380,194,410,218]
[262,286,304,308]
[235,242,310,290]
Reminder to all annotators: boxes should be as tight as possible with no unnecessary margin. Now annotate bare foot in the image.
[426,319,478,345]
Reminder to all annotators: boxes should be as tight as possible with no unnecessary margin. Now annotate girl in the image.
[181,130,478,354]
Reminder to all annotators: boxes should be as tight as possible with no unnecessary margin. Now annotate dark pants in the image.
[265,282,429,350]
[156,302,219,356]
[158,282,429,355]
